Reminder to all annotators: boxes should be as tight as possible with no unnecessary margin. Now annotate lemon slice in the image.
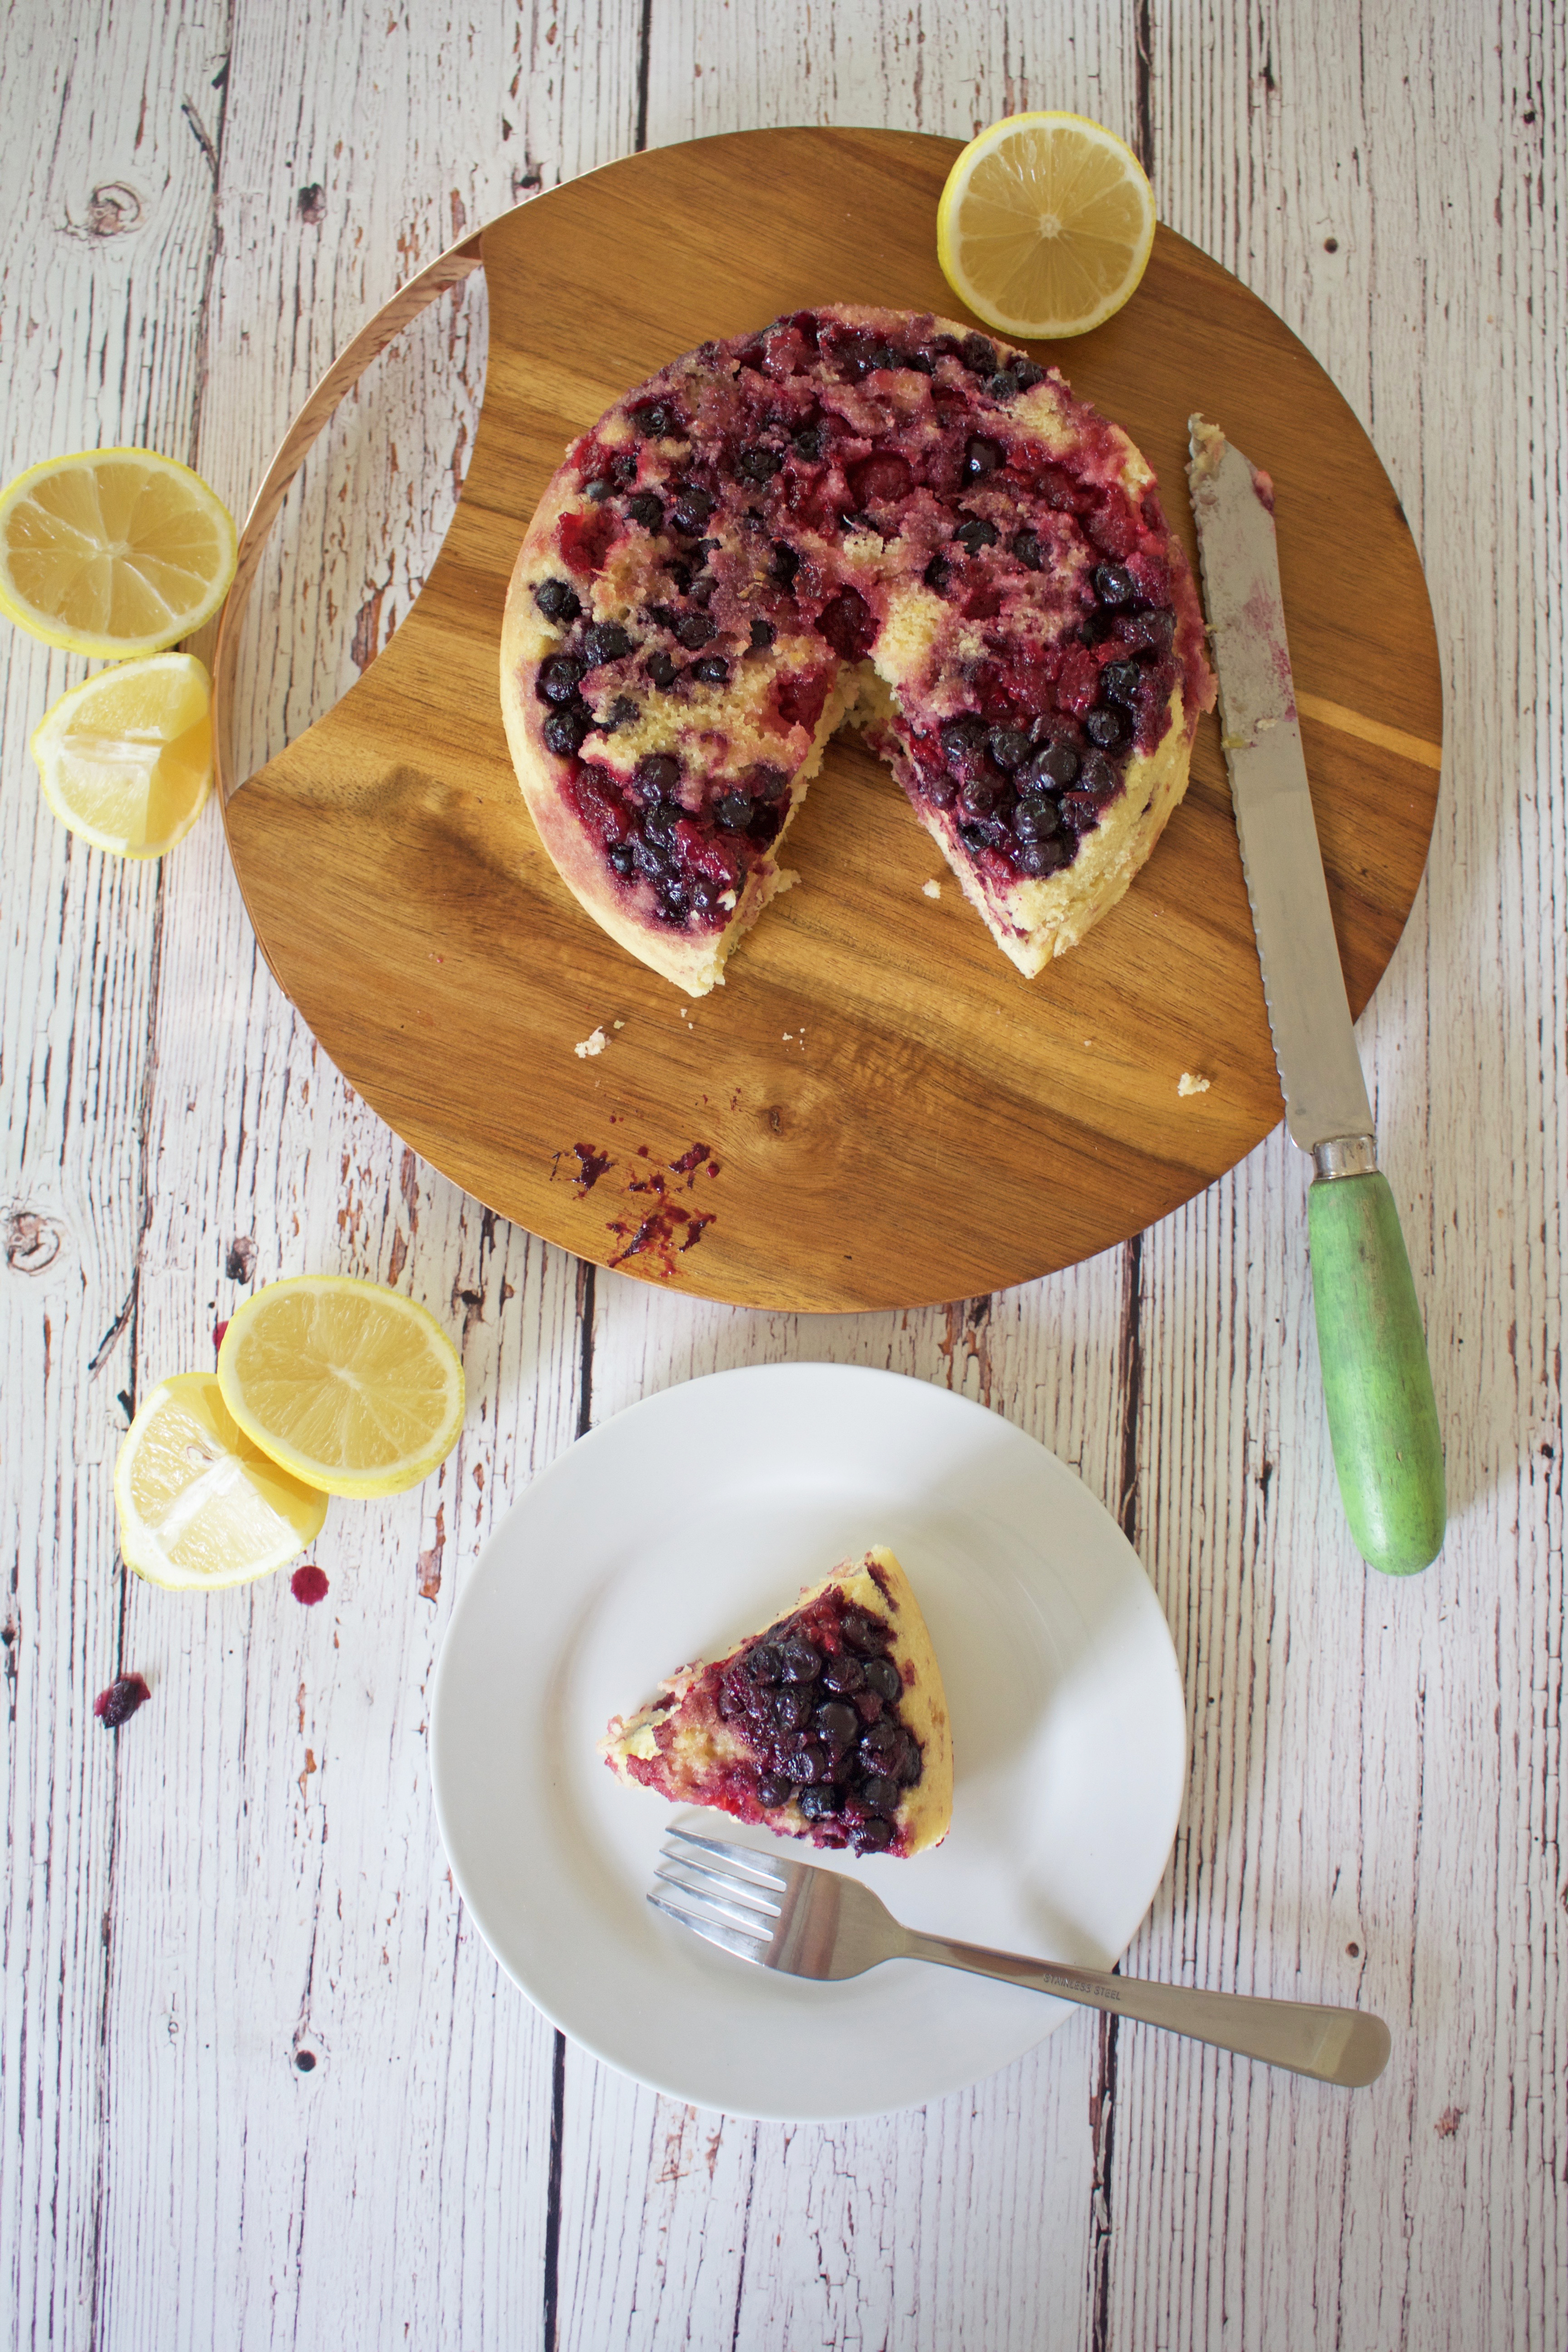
[30,652,212,857]
[217,1277,466,1499]
[936,112,1156,339]
[114,1372,328,1591]
[0,447,237,658]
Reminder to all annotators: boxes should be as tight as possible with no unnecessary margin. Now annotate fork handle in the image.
[898,1932,1389,2087]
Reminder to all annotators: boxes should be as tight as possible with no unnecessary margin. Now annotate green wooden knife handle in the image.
[1307,1172,1446,1575]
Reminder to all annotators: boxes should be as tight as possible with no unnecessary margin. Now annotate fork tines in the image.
[647,1825,793,1966]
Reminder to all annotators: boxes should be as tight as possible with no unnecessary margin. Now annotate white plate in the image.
[431,1363,1186,2122]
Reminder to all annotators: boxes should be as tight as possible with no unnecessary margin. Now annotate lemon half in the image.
[0,447,237,658]
[115,1372,328,1591]
[31,652,212,857]
[937,112,1156,340]
[217,1277,466,1500]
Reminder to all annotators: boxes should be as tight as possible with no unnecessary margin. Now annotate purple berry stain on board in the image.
[291,1564,329,1606]
[605,1141,721,1274]
[94,1674,151,1728]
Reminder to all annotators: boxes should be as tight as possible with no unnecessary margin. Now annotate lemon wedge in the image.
[217,1277,466,1500]
[30,652,212,857]
[114,1372,328,1591]
[936,112,1156,339]
[0,447,236,658]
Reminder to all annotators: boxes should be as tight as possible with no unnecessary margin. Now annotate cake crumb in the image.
[613,1019,626,1030]
[1178,1071,1211,1097]
[922,879,942,900]
[574,1028,608,1059]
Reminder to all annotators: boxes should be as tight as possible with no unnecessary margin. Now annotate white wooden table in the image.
[3,4,1562,2344]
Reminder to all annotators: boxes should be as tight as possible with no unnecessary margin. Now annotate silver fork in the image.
[652,1825,1390,2088]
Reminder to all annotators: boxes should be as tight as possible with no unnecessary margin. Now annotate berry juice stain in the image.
[93,1673,151,1728]
[604,1140,722,1274]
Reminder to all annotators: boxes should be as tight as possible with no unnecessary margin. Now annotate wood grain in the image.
[216,127,1443,1315]
[1,0,1562,2347]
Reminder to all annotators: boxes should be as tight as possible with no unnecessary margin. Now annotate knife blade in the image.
[1187,415,1445,1576]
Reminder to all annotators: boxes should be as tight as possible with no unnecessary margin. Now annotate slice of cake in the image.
[601,1547,952,1857]
[500,304,1215,991]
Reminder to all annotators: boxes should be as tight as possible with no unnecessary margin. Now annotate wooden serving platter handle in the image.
[211,230,484,808]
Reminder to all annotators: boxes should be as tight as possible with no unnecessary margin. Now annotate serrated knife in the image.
[1186,416,1444,1576]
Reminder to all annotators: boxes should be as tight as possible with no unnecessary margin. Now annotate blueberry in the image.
[781,1640,823,1683]
[939,715,986,768]
[1021,739,1078,791]
[737,447,782,481]
[960,777,999,818]
[583,476,613,503]
[608,841,636,877]
[748,617,776,652]
[747,1642,784,1684]
[959,820,994,853]
[750,764,788,803]
[657,880,690,922]
[538,654,586,706]
[892,1730,922,1785]
[1013,529,1044,571]
[923,554,951,593]
[542,705,590,756]
[792,424,825,460]
[1016,838,1068,878]
[772,1686,813,1731]
[627,491,665,530]
[815,1701,859,1747]
[645,651,677,689]
[636,752,681,798]
[858,1716,898,1762]
[953,516,999,554]
[986,725,1029,772]
[862,1656,901,1702]
[642,802,680,844]
[990,358,1045,397]
[799,1785,841,1821]
[581,621,631,666]
[859,1773,901,1815]
[839,1611,883,1654]
[924,774,956,809]
[1080,750,1119,795]
[960,333,998,375]
[790,1740,830,1784]
[771,543,801,587]
[853,1817,895,1852]
[821,1653,864,1694]
[1093,562,1136,606]
[675,611,715,650]
[633,401,676,438]
[632,834,673,878]
[671,487,715,534]
[533,577,580,622]
[963,437,1003,483]
[691,655,730,686]
[1012,795,1060,842]
[1102,660,1142,705]
[715,791,754,831]
[1086,706,1126,750]
[756,1774,794,1808]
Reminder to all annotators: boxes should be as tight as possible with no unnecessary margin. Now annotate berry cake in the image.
[501,304,1215,992]
[600,1547,952,1858]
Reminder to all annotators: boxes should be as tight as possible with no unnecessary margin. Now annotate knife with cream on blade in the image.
[1187,416,1445,1576]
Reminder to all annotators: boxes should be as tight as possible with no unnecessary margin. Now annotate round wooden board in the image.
[218,128,1442,1314]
